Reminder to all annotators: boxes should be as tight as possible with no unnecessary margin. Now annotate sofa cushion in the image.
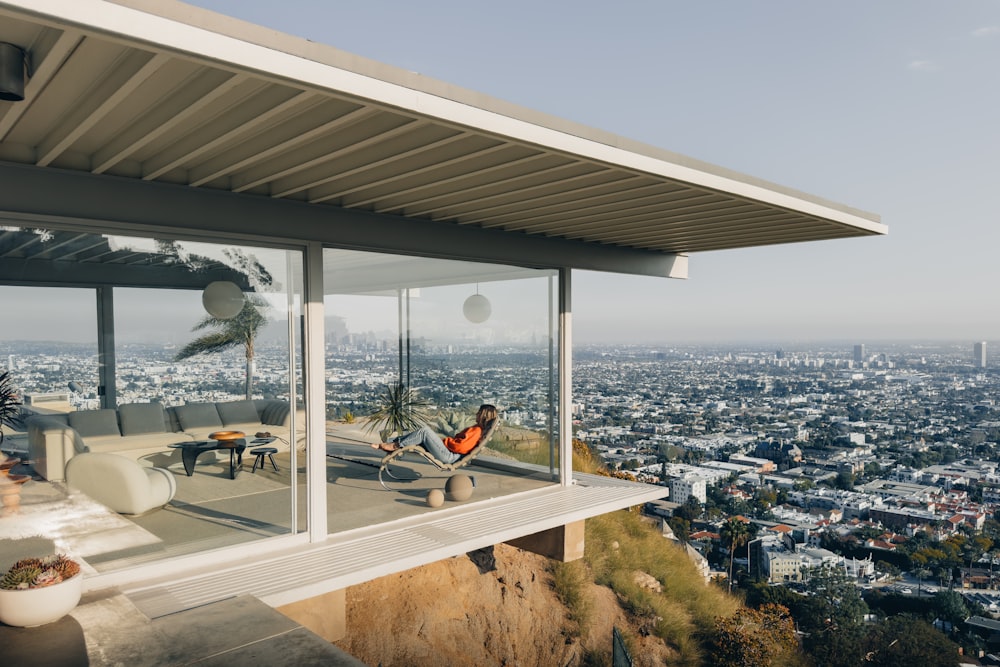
[261,401,289,426]
[119,403,170,435]
[174,403,223,431]
[68,409,121,438]
[216,400,260,427]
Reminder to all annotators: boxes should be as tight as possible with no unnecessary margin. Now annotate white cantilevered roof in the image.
[0,0,885,263]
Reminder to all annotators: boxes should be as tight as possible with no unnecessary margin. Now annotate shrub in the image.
[550,560,593,634]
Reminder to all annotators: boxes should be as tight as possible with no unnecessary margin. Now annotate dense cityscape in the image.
[5,337,1000,659]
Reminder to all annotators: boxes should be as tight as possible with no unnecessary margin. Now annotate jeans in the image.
[396,426,460,464]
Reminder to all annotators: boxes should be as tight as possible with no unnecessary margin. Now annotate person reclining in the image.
[372,404,497,464]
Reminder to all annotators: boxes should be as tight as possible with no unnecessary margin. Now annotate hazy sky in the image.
[6,2,998,346]
[179,0,1000,344]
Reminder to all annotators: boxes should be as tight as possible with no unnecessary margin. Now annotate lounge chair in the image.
[377,418,499,490]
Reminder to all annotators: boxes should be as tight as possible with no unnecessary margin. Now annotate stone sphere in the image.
[425,488,444,508]
[445,474,474,502]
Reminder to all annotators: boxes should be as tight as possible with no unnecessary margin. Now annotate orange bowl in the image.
[2,473,29,486]
[0,458,20,476]
[209,430,245,441]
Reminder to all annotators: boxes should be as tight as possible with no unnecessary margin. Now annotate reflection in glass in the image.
[322,248,559,534]
[0,226,304,573]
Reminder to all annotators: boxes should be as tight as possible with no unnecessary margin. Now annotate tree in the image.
[834,470,855,491]
[799,566,868,635]
[721,517,751,591]
[933,589,972,627]
[674,496,702,523]
[914,567,933,596]
[710,603,801,667]
[667,516,690,542]
[803,621,867,667]
[175,295,269,399]
[860,616,960,667]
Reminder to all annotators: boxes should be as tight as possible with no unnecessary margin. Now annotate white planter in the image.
[0,572,83,627]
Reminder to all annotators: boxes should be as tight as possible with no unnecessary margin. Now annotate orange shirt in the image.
[443,425,482,455]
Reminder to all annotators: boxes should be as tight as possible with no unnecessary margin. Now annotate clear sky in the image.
[7,1,998,346]
[178,0,998,345]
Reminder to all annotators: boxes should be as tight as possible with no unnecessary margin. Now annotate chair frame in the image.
[378,418,499,490]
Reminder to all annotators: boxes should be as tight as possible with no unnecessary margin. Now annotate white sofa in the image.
[65,452,176,515]
[26,399,299,482]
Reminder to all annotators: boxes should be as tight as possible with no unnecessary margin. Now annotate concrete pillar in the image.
[505,521,585,562]
[275,588,346,642]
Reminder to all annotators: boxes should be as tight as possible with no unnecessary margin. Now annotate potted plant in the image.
[364,381,431,443]
[0,554,83,627]
[0,370,22,447]
[0,371,26,511]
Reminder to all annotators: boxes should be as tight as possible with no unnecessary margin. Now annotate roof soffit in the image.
[0,0,885,267]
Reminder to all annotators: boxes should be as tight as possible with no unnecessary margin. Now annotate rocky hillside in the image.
[335,444,746,666]
[336,541,679,667]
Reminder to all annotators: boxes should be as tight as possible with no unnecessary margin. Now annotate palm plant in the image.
[364,382,432,442]
[0,371,21,445]
[914,567,932,596]
[175,295,268,399]
[721,516,751,592]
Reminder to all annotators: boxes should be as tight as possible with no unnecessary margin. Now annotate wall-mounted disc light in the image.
[202,281,244,319]
[462,285,491,323]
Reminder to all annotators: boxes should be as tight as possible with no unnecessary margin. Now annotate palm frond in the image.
[174,332,243,360]
[0,371,22,442]
[174,297,268,362]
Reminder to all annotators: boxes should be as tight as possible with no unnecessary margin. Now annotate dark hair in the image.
[476,404,498,427]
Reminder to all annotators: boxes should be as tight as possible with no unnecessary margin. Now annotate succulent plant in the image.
[431,410,473,436]
[0,555,80,590]
[0,564,40,590]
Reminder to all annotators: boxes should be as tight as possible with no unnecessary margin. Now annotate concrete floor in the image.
[0,591,366,666]
[0,425,556,665]
[1,435,554,574]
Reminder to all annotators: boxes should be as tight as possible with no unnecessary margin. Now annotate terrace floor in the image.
[2,423,668,643]
[0,591,366,666]
[1,424,556,575]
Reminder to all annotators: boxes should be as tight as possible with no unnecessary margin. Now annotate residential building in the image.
[670,473,708,504]
[729,454,776,472]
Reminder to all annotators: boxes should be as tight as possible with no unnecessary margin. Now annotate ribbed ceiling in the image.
[0,1,885,256]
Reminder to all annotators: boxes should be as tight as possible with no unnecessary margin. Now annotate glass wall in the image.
[322,248,558,532]
[0,226,304,573]
[0,286,98,413]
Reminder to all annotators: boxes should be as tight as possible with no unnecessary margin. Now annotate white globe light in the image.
[202,281,244,319]
[463,293,491,323]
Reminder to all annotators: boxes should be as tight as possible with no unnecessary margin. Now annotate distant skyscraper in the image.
[853,344,865,364]
[974,341,987,368]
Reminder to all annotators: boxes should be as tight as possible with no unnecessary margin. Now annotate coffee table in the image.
[168,438,247,479]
